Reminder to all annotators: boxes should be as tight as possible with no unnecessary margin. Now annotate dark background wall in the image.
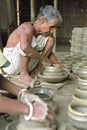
[0,0,87,51]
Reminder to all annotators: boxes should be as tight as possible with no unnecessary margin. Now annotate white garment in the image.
[31,35,49,51]
[2,35,49,74]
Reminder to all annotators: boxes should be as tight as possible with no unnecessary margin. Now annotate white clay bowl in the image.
[72,91,87,103]
[78,77,87,86]
[68,101,87,129]
[78,64,87,79]
[77,84,87,90]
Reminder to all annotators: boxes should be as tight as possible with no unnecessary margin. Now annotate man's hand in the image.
[41,57,51,66]
[19,91,48,120]
[19,90,56,124]
[32,102,56,126]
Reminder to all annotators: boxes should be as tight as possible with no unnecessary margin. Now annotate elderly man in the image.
[2,5,63,85]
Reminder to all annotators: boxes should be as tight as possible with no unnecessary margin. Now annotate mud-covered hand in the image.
[60,64,71,78]
[31,101,48,121]
[17,89,49,121]
[25,101,56,125]
[19,90,46,105]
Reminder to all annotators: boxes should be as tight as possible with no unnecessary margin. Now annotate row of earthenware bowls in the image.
[68,64,87,129]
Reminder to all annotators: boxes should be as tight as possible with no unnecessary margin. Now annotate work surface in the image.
[0,73,80,130]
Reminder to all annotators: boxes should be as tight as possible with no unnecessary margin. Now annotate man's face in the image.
[39,18,59,36]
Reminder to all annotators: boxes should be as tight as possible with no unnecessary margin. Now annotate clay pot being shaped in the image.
[43,64,64,76]
[29,88,57,112]
[38,64,69,83]
[68,101,87,129]
[29,88,54,101]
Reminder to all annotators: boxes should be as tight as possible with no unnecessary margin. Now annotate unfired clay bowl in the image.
[76,87,87,94]
[29,88,57,112]
[77,85,87,90]
[29,88,54,101]
[72,91,87,103]
[78,77,87,86]
[78,64,87,79]
[43,64,62,73]
[68,101,87,129]
[43,64,65,76]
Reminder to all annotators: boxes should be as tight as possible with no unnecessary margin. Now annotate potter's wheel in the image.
[5,120,57,130]
[38,72,68,83]
[5,120,66,130]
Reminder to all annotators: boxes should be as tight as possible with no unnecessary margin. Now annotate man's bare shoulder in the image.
[20,22,34,32]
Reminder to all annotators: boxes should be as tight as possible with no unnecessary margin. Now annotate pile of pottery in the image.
[69,27,84,56]
[82,28,87,56]
[68,64,87,129]
[38,64,69,83]
[72,60,87,75]
[69,27,87,57]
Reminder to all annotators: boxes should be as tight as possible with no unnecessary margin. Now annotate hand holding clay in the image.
[18,89,56,124]
[18,89,48,120]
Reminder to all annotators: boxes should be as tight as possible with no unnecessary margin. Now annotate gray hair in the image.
[37,5,63,25]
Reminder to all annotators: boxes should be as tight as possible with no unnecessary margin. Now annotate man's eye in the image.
[51,26,56,28]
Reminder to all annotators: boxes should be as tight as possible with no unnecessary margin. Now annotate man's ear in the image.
[40,16,46,24]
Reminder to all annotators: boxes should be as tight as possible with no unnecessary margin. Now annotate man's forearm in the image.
[0,75,21,96]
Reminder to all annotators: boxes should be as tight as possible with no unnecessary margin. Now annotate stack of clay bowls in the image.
[69,27,87,57]
[68,63,87,129]
[38,64,68,83]
[72,60,87,75]
[69,27,84,56]
[78,64,87,86]
[68,101,87,129]
[82,28,87,56]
